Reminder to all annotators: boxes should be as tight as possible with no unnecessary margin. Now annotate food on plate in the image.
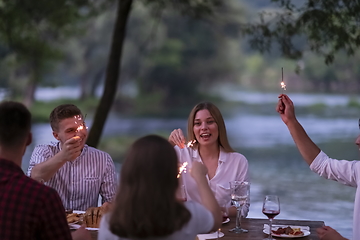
[272,226,304,237]
[66,212,83,224]
[84,206,103,228]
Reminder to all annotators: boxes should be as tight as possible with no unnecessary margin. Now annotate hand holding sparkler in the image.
[60,136,83,161]
[169,128,186,148]
[169,128,197,149]
[276,94,296,125]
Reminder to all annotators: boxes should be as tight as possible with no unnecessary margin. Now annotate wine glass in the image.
[229,181,250,233]
[262,195,280,240]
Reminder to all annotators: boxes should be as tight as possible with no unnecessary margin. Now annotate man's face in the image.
[52,116,88,147]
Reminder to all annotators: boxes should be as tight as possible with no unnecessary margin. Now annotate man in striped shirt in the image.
[0,101,90,240]
[27,104,117,211]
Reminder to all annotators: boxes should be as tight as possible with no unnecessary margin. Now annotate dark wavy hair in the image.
[109,135,191,238]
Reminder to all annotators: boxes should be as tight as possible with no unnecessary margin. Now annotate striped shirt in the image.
[27,142,117,211]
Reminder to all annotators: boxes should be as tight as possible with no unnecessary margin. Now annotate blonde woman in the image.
[169,102,250,217]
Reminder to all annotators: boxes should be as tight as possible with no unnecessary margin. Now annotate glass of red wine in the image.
[262,195,280,239]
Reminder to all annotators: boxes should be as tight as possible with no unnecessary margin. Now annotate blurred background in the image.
[1,0,359,238]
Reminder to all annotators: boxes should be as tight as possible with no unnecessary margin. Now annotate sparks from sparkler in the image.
[281,67,286,92]
[177,162,188,178]
[74,114,88,133]
[186,140,196,148]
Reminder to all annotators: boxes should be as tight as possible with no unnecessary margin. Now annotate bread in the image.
[84,207,103,228]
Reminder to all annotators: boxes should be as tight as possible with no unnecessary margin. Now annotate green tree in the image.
[243,0,360,66]
[86,0,225,147]
[0,0,112,106]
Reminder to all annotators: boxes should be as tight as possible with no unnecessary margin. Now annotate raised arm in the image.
[276,94,321,165]
[29,137,82,182]
[190,161,222,232]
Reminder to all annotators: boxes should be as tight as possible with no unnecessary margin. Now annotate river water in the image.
[22,90,359,239]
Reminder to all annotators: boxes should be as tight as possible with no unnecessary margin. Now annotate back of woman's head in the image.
[109,135,190,238]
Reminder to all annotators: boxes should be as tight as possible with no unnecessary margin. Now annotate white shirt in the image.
[174,146,250,217]
[98,201,214,240]
[310,151,360,239]
[27,142,117,211]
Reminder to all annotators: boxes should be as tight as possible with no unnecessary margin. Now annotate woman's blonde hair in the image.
[187,102,234,152]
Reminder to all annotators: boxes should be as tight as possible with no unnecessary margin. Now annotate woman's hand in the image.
[168,128,186,148]
[316,226,348,240]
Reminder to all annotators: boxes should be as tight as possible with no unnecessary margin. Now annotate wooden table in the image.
[85,217,324,240]
[220,217,324,240]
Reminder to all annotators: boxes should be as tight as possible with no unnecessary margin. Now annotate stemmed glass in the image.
[262,195,280,240]
[229,181,250,233]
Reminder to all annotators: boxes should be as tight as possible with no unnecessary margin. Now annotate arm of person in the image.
[71,225,92,240]
[100,155,117,204]
[169,128,186,148]
[316,226,349,240]
[30,137,83,182]
[190,161,222,232]
[276,94,321,165]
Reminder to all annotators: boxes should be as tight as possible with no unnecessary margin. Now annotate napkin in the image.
[197,231,224,240]
[264,224,310,231]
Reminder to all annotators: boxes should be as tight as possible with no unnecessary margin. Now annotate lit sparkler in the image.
[281,67,286,92]
[177,162,188,178]
[186,140,196,148]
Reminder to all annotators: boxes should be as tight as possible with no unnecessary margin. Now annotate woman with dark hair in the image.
[169,102,250,217]
[98,135,221,240]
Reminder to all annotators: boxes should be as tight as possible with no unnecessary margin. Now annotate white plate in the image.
[197,232,224,240]
[263,228,310,238]
[69,223,99,231]
[73,210,85,214]
[222,218,230,224]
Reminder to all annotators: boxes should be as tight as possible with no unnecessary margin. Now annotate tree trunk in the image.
[24,60,40,108]
[86,0,133,147]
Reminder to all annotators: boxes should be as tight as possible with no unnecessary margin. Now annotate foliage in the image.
[243,0,360,65]
[29,97,99,123]
[0,0,114,103]
[118,1,246,113]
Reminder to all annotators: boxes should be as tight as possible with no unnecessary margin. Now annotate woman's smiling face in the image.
[193,109,219,147]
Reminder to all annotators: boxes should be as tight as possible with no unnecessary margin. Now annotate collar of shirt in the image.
[191,147,227,164]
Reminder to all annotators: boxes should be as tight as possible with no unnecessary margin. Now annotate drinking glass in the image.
[229,181,250,233]
[262,195,280,240]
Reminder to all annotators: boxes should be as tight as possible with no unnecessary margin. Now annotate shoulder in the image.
[18,176,60,202]
[85,145,113,160]
[33,142,58,152]
[98,213,120,240]
[184,201,212,216]
[184,201,214,232]
[222,150,248,163]
[31,142,59,157]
